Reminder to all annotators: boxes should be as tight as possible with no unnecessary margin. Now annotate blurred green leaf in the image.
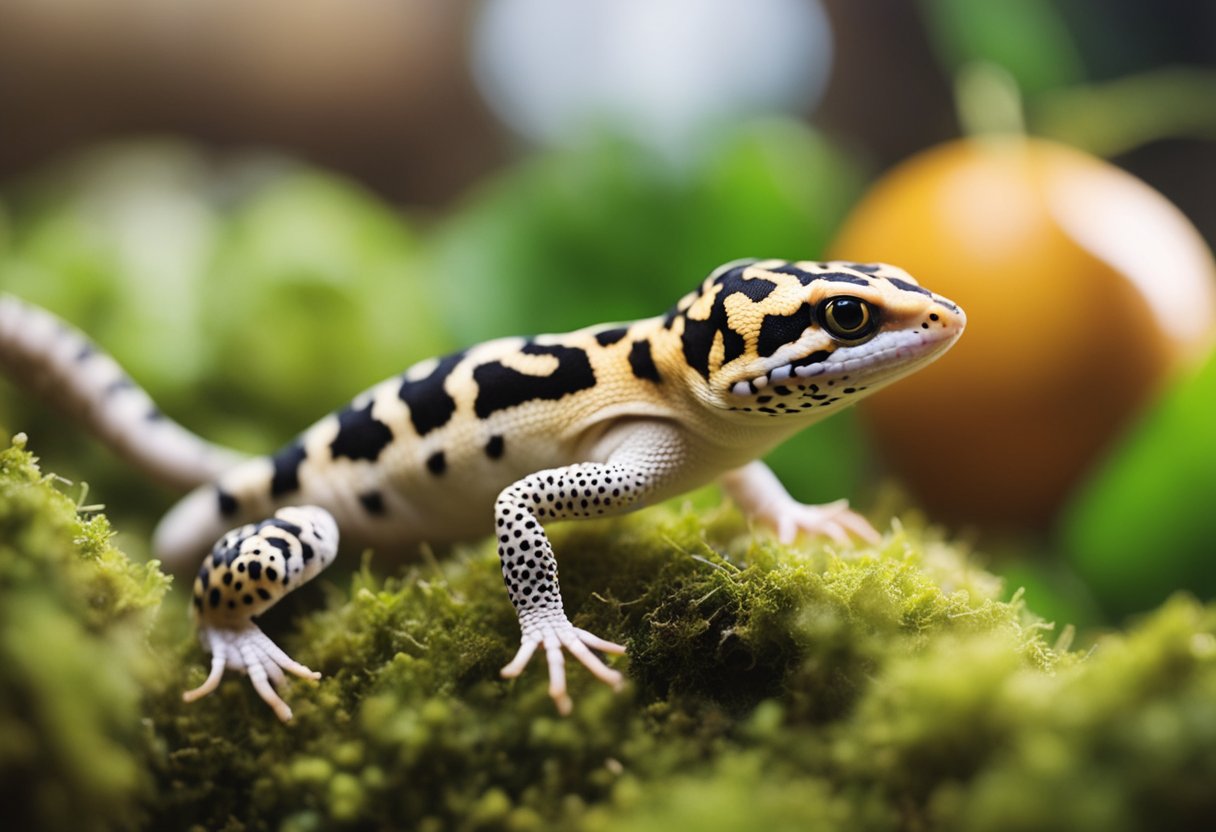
[431,121,865,341]
[998,558,1105,633]
[0,144,447,530]
[1061,351,1216,617]
[922,0,1084,97]
[1033,67,1216,158]
[203,172,448,448]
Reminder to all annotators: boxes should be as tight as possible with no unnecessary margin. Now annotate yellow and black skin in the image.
[0,259,965,718]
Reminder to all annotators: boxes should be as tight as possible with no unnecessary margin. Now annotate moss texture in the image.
[0,434,169,831]
[1,434,1214,831]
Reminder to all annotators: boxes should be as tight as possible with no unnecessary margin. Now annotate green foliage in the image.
[431,120,862,344]
[921,0,1084,97]
[0,144,446,450]
[0,144,449,536]
[1033,68,1216,159]
[1063,351,1216,618]
[201,172,449,442]
[0,435,169,832]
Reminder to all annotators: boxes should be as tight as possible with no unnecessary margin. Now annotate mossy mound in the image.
[1,435,1214,831]
[0,435,169,832]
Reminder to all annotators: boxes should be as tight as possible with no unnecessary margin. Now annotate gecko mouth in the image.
[728,349,834,396]
[727,330,957,397]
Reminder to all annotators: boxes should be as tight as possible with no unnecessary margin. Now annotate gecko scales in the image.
[0,258,964,720]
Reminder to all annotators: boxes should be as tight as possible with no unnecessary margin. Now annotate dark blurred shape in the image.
[0,0,508,205]
[817,0,959,167]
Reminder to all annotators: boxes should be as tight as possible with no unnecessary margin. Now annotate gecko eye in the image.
[819,297,877,342]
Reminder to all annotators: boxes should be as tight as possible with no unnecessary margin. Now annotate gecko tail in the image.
[0,294,249,490]
[153,483,240,568]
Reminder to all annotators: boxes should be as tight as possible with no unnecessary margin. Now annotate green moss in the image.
[0,434,170,832]
[2,434,1214,830]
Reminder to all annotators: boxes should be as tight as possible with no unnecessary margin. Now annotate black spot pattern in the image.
[217,489,238,517]
[889,277,932,297]
[679,265,783,378]
[681,295,744,378]
[397,350,466,436]
[330,400,394,462]
[790,349,833,370]
[716,270,777,301]
[192,507,339,626]
[765,264,819,285]
[262,518,302,538]
[270,441,307,497]
[726,375,864,416]
[426,451,447,476]
[594,327,628,347]
[103,376,135,397]
[819,272,871,286]
[485,434,505,459]
[473,342,596,418]
[494,461,651,616]
[359,491,386,515]
[628,339,662,383]
[757,304,812,358]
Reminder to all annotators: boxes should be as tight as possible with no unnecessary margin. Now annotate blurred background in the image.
[1,0,1214,634]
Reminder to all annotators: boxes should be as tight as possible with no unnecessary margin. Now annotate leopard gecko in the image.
[0,258,965,720]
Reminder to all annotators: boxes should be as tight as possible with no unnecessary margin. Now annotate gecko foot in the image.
[757,497,881,545]
[182,624,320,722]
[501,610,626,715]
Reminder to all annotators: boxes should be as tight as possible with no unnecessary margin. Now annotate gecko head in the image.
[668,259,965,419]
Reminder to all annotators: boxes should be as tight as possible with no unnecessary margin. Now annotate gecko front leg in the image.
[496,421,688,714]
[183,505,339,721]
[720,461,880,545]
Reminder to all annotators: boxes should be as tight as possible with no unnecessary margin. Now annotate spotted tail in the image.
[0,294,248,490]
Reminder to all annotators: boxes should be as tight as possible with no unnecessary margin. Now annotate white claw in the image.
[722,463,880,546]
[502,615,626,714]
[755,496,880,546]
[572,627,628,656]
[501,638,540,679]
[182,624,320,722]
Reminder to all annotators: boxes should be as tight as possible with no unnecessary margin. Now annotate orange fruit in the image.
[830,137,1216,530]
